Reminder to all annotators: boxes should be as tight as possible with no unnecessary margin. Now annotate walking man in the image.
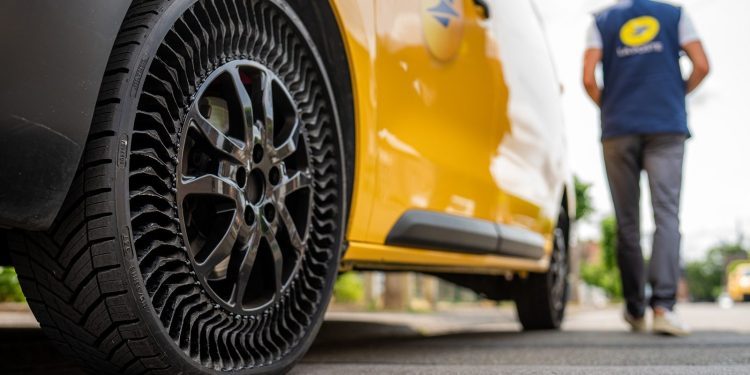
[582,0,709,336]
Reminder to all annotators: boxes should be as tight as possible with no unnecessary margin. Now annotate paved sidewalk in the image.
[0,303,37,328]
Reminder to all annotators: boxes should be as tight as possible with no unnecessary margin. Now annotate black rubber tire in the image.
[9,0,346,373]
[514,208,570,331]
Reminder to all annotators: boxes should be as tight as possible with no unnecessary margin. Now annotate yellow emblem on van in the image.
[421,0,465,62]
[620,16,661,47]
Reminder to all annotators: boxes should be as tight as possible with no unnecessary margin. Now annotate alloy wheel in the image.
[549,227,568,313]
[177,61,313,315]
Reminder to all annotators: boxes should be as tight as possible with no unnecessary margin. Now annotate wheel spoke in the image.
[277,204,305,249]
[197,213,243,273]
[267,235,284,300]
[190,114,245,161]
[217,159,235,184]
[272,116,301,162]
[178,173,242,203]
[232,232,261,307]
[276,170,312,198]
[228,67,256,143]
[261,73,275,148]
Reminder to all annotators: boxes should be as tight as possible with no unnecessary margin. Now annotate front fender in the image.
[0,0,132,230]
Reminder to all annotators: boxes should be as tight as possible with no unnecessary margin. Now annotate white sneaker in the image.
[624,311,647,332]
[652,309,691,336]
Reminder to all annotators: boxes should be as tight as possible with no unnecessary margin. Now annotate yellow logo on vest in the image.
[620,16,661,47]
[421,0,465,62]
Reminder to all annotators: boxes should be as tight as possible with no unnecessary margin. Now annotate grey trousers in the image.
[603,134,686,317]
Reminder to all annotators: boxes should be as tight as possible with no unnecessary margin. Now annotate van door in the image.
[364,0,510,243]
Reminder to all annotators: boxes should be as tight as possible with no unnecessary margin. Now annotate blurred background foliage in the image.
[575,176,623,299]
[0,267,25,302]
[574,176,594,221]
[685,243,748,301]
[580,216,623,299]
[333,272,364,304]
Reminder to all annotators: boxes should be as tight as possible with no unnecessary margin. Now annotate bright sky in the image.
[533,0,750,260]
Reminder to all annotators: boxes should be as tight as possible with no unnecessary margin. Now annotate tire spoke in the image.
[189,112,245,162]
[233,232,261,307]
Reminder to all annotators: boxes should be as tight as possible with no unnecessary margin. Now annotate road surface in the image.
[0,303,748,374]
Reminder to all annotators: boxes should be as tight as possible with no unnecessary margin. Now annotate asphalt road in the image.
[1,303,748,374]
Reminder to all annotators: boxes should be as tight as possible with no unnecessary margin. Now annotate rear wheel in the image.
[10,0,346,373]
[514,208,569,330]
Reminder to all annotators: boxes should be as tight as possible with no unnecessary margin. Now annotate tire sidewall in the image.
[110,0,346,373]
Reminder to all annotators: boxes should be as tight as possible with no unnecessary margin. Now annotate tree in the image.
[574,176,594,221]
[684,261,721,302]
[685,243,749,301]
[580,216,622,299]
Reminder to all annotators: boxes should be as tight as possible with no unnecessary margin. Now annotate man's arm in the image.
[682,41,710,94]
[583,48,603,106]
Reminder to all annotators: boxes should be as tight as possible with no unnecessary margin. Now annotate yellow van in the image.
[728,262,750,302]
[1,0,572,373]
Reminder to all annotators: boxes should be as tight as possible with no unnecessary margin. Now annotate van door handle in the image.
[473,0,491,19]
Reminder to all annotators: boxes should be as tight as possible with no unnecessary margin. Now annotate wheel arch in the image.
[0,1,132,231]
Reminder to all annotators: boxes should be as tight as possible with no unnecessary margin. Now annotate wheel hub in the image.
[175,61,313,315]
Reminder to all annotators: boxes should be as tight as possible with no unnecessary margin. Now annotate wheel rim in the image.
[549,227,568,313]
[176,61,313,315]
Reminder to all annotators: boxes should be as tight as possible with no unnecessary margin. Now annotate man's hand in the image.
[583,48,603,106]
[683,41,710,94]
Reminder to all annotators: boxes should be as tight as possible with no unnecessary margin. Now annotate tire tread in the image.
[10,1,173,373]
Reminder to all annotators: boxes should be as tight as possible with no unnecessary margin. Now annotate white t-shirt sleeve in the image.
[585,19,603,50]
[679,10,700,46]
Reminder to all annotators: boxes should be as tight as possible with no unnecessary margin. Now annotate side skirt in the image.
[342,242,549,275]
[385,210,546,260]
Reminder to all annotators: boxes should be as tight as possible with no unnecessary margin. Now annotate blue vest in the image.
[595,0,689,140]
